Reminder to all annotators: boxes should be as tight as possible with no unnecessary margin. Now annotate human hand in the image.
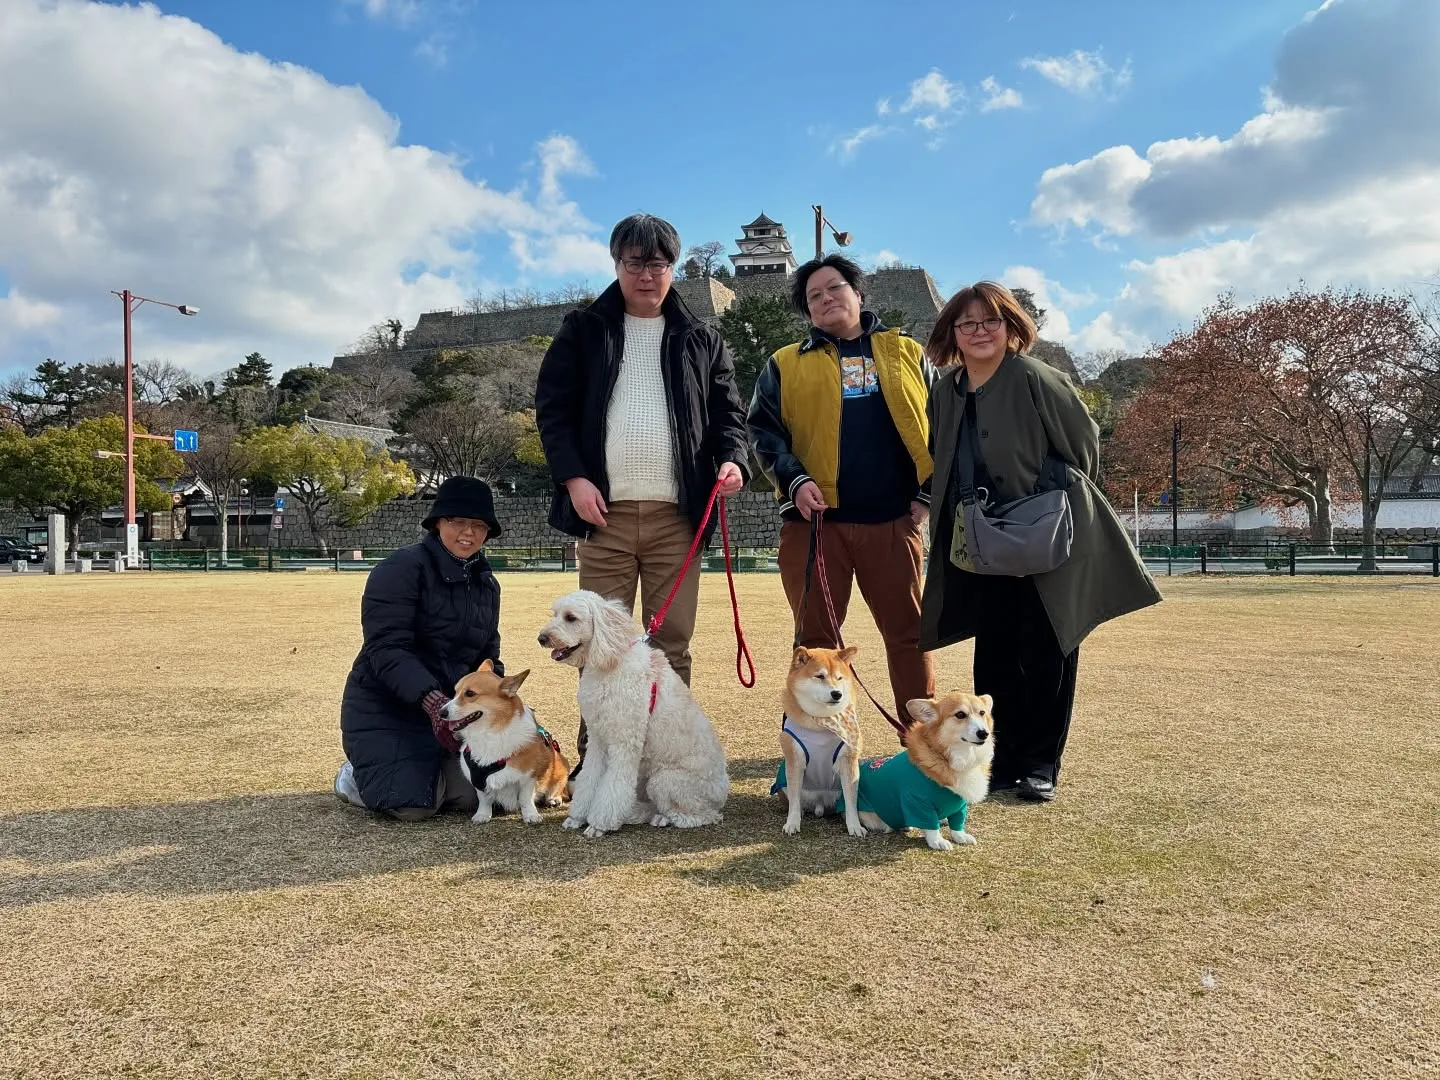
[716,461,744,496]
[422,689,461,754]
[794,481,828,521]
[910,500,929,528]
[565,477,608,528]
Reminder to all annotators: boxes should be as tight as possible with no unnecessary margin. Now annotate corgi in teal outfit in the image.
[842,691,995,851]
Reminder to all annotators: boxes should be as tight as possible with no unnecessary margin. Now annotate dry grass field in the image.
[1,570,1438,1079]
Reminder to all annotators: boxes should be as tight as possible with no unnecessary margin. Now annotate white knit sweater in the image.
[605,314,678,503]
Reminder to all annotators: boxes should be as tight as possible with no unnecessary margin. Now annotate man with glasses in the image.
[748,254,936,738]
[536,213,749,722]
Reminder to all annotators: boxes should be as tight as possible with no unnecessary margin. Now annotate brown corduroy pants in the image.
[777,515,935,733]
[573,500,701,759]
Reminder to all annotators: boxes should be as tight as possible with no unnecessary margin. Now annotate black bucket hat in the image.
[421,476,503,539]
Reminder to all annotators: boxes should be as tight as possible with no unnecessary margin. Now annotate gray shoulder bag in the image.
[949,390,1074,577]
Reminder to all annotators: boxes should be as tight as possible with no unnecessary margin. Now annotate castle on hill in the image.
[332,214,946,374]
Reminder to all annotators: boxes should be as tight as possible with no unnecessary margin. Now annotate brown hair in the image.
[925,281,1038,368]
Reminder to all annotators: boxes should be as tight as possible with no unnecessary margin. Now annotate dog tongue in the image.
[551,647,569,661]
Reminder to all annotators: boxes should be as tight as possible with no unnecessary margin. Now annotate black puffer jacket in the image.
[534,281,750,540]
[340,532,503,811]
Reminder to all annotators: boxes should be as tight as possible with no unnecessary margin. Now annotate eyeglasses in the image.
[442,518,488,534]
[954,316,1004,337]
[805,280,852,307]
[619,258,673,277]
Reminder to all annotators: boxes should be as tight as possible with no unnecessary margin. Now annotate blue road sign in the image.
[1158,492,1171,504]
[275,496,287,511]
[173,429,199,452]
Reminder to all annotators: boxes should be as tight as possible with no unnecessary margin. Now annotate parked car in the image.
[0,536,44,564]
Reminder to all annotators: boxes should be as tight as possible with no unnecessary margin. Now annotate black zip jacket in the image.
[340,532,502,811]
[534,282,750,540]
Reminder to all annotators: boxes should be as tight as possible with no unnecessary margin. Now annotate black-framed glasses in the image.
[805,280,852,307]
[619,258,673,276]
[954,316,1004,336]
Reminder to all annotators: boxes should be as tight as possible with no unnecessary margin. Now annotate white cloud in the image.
[876,97,892,116]
[413,33,449,68]
[831,123,888,160]
[0,289,62,336]
[979,77,1024,112]
[1070,310,1151,356]
[1027,0,1440,350]
[1000,264,1101,342]
[898,69,965,139]
[0,0,609,377]
[345,0,422,26]
[901,70,963,114]
[1021,49,1131,97]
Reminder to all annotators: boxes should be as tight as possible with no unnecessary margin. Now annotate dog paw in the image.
[561,816,584,830]
[649,814,672,827]
[846,822,869,838]
[521,811,544,825]
[926,835,954,851]
[582,825,609,839]
[951,830,978,846]
[782,818,802,836]
[470,809,493,825]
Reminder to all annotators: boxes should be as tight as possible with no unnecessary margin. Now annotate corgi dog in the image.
[851,692,994,851]
[442,660,571,825]
[773,645,867,838]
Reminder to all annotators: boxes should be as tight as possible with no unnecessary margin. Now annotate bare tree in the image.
[135,359,197,404]
[184,421,255,566]
[685,241,726,278]
[544,281,599,305]
[400,396,525,491]
[328,357,414,427]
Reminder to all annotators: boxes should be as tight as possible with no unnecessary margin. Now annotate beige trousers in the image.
[577,499,701,685]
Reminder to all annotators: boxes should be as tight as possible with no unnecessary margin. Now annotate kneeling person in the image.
[334,476,506,820]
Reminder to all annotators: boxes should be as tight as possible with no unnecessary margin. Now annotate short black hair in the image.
[608,214,681,265]
[790,254,867,319]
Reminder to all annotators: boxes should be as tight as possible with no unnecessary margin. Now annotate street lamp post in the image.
[811,205,853,259]
[112,290,198,566]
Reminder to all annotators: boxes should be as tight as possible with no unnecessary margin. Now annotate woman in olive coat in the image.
[920,282,1160,802]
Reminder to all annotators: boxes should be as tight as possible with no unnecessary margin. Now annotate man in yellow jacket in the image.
[747,255,935,736]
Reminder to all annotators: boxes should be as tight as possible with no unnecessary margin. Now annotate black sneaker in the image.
[988,776,1021,795]
[1016,775,1056,802]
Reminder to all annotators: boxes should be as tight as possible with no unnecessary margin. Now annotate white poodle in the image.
[537,590,729,838]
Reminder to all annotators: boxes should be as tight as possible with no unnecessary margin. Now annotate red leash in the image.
[645,479,756,689]
[810,513,910,740]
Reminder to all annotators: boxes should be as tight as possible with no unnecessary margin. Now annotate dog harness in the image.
[769,709,860,800]
[458,716,563,792]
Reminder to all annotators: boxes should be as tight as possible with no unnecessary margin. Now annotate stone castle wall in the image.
[271,490,787,552]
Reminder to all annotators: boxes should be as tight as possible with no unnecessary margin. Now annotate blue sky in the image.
[2,0,1436,381]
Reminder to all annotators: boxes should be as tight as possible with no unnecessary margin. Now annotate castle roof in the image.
[744,212,780,229]
[302,414,396,452]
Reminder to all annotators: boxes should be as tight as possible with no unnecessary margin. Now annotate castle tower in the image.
[730,212,798,277]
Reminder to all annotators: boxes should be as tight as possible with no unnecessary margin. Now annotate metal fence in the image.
[1142,541,1440,577]
[140,546,788,574]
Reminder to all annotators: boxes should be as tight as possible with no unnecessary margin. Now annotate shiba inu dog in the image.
[772,645,867,838]
[850,691,994,851]
[443,660,570,824]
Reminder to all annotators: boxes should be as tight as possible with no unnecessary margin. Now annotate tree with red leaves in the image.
[1109,286,1440,569]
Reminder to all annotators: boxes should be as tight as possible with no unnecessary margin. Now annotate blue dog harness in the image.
[770,717,849,799]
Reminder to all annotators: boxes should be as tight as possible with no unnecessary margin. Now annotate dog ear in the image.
[586,594,638,669]
[478,659,495,674]
[979,694,993,713]
[838,645,859,664]
[499,669,530,696]
[791,647,811,668]
[905,698,939,724]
